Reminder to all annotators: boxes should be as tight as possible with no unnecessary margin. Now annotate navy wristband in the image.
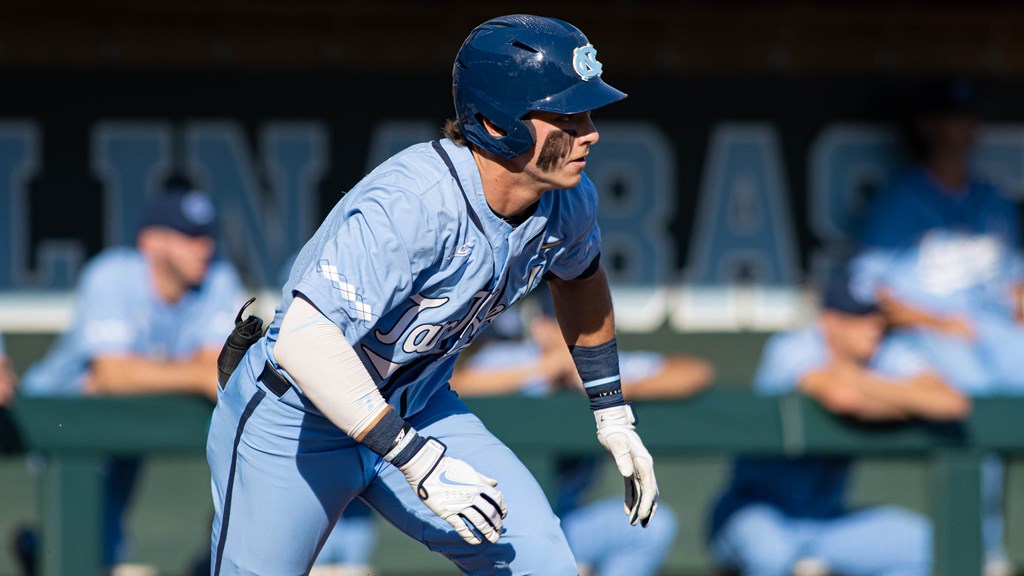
[361,409,408,457]
[569,339,626,410]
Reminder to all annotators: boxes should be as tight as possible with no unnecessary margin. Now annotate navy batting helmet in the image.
[453,14,627,159]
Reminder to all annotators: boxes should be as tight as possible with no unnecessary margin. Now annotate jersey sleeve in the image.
[752,330,826,395]
[849,247,897,305]
[76,257,142,358]
[293,188,437,343]
[871,336,931,379]
[191,262,247,350]
[546,174,602,280]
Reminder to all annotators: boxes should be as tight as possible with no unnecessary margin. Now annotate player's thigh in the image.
[363,411,578,576]
[208,372,372,575]
[563,496,677,576]
[807,506,931,576]
[710,504,805,576]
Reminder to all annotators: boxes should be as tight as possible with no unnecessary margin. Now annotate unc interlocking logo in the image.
[572,43,603,81]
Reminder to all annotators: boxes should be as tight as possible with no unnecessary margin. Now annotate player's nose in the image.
[576,114,599,146]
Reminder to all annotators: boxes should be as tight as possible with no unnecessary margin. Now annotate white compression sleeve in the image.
[274,295,390,441]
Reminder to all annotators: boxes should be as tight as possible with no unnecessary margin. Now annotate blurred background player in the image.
[450,288,711,576]
[707,268,969,576]
[853,78,1018,575]
[0,330,15,407]
[16,181,244,573]
[854,78,1024,394]
[0,329,20,455]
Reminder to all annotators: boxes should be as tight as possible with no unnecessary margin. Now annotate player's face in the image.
[521,111,600,190]
[828,311,885,363]
[919,113,978,161]
[159,229,215,288]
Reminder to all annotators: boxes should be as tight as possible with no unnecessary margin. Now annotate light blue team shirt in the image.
[264,139,601,419]
[709,326,928,538]
[854,167,1022,318]
[22,247,244,396]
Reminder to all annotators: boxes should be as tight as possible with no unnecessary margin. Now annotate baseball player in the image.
[708,269,968,576]
[207,14,658,576]
[0,330,15,406]
[20,184,244,569]
[852,79,1018,574]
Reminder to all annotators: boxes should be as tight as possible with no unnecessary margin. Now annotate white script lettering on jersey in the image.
[917,231,1001,295]
[368,264,545,367]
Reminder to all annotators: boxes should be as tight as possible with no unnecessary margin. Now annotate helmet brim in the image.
[531,78,627,115]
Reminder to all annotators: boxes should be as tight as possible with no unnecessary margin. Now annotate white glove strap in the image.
[594,403,636,429]
[397,437,446,485]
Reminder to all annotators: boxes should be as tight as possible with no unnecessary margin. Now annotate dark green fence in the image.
[5,391,1023,576]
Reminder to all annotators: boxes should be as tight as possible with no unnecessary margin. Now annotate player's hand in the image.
[594,404,659,527]
[0,358,16,406]
[397,437,507,545]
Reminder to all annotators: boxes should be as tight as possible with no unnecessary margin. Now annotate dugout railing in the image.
[5,390,1023,576]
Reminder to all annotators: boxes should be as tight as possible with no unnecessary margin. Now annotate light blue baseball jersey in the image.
[710,326,928,537]
[264,139,601,418]
[22,247,244,396]
[855,167,1022,318]
[210,138,599,575]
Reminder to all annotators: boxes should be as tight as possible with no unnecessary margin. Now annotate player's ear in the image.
[480,116,507,138]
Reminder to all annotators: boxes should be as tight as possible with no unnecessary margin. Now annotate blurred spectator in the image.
[0,330,15,406]
[707,269,968,576]
[0,330,21,456]
[853,78,1017,574]
[449,288,712,576]
[855,78,1024,393]
[309,500,377,576]
[17,182,244,573]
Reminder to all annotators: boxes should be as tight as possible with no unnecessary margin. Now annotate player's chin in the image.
[556,168,584,189]
[184,266,210,288]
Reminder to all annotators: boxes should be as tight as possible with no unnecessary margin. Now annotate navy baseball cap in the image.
[822,268,879,316]
[138,189,217,237]
[917,78,979,117]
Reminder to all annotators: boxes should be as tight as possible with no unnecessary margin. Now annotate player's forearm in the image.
[90,353,218,396]
[449,365,546,396]
[878,291,958,331]
[622,356,714,401]
[799,369,910,421]
[867,373,970,421]
[275,295,391,441]
[547,266,616,347]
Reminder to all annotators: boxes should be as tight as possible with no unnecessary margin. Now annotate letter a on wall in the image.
[675,124,800,330]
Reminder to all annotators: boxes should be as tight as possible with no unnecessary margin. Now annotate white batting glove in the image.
[594,404,659,527]
[397,437,508,545]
